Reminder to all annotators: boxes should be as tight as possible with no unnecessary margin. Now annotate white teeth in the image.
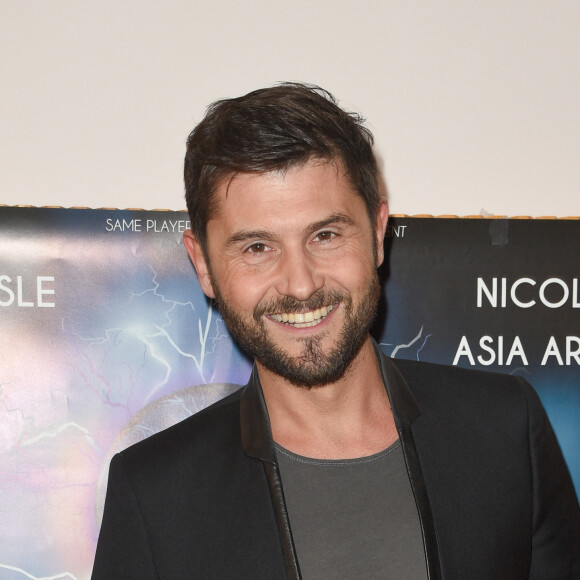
[270,304,335,327]
[293,320,319,328]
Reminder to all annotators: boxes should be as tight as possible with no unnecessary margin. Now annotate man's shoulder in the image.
[386,355,537,412]
[390,355,527,386]
[385,356,548,466]
[117,385,245,472]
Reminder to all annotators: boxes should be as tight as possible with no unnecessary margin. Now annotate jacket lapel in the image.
[240,367,302,579]
[377,346,442,579]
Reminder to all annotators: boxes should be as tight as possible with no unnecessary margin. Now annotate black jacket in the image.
[92,348,580,579]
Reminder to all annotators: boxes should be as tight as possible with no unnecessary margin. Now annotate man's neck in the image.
[257,337,398,460]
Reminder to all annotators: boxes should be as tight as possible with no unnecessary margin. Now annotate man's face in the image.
[184,159,388,388]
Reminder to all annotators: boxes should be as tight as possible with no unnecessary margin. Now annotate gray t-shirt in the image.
[275,440,427,579]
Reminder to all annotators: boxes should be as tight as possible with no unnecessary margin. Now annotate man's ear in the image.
[375,201,389,267]
[183,230,216,298]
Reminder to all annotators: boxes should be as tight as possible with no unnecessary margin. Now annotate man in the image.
[92,84,580,579]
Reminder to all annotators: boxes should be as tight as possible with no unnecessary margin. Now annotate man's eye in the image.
[315,231,335,242]
[246,242,269,254]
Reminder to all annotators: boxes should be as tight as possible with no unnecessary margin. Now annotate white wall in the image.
[1,1,578,216]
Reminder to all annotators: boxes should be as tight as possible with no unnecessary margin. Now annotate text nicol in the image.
[477,277,580,309]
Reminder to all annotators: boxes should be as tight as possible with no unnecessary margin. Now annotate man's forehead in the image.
[206,160,361,229]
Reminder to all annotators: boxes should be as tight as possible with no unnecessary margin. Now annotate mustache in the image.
[254,289,346,321]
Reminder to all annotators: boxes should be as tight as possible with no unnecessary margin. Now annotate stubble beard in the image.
[211,272,381,388]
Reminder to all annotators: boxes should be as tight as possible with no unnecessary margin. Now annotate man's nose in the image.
[274,248,324,300]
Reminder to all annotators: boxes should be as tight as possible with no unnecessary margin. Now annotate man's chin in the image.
[255,344,352,388]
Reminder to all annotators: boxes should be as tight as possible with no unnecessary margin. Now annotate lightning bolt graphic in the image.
[0,563,79,580]
[21,422,99,450]
[382,325,432,360]
[61,266,226,409]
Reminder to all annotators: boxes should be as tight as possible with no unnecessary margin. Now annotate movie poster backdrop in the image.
[0,207,578,579]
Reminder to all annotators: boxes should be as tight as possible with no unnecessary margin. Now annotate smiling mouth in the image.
[269,305,335,328]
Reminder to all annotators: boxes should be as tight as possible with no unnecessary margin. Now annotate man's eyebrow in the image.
[226,229,278,247]
[306,214,356,236]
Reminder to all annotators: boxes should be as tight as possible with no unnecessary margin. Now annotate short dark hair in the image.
[184,82,379,253]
